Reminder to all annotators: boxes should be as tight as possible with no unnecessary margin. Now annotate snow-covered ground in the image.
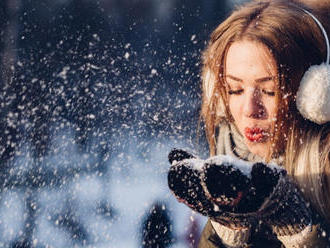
[0,129,206,247]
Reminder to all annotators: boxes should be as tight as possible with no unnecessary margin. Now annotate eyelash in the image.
[228,89,275,96]
[262,90,275,96]
[228,89,243,95]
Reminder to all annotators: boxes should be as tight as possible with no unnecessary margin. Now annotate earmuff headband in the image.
[303,9,329,64]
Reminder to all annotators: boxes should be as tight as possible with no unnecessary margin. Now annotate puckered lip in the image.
[244,126,270,143]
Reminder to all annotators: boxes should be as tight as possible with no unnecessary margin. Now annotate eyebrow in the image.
[225,74,276,83]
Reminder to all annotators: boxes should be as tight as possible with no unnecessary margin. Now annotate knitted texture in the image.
[211,220,250,248]
[257,175,312,236]
[201,158,312,236]
[168,149,256,228]
[168,148,312,234]
[276,224,313,248]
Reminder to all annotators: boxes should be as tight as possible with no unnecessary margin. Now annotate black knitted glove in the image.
[201,156,312,236]
[167,149,212,215]
[168,148,312,233]
[168,149,256,227]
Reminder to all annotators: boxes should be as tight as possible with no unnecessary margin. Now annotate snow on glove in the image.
[201,156,312,236]
[168,149,215,216]
[167,149,256,228]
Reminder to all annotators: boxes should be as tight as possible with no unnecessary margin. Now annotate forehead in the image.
[225,39,277,78]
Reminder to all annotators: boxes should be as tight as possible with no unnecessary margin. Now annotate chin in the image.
[245,141,270,159]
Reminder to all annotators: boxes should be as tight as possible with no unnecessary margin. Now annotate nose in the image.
[243,87,267,119]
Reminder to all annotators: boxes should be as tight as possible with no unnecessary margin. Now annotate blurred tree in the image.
[0,0,21,182]
[9,191,37,248]
[0,0,19,84]
[141,202,173,248]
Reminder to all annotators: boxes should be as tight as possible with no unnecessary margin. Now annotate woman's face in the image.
[225,39,278,159]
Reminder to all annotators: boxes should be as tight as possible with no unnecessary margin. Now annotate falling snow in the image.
[0,0,243,247]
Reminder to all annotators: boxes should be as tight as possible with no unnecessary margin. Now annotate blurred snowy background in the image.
[0,0,246,247]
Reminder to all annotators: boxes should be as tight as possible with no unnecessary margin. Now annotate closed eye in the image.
[228,89,244,95]
[261,89,275,96]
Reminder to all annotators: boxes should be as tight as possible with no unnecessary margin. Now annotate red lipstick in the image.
[244,127,267,142]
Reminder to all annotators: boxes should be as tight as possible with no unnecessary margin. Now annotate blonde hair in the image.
[285,124,330,220]
[201,0,330,222]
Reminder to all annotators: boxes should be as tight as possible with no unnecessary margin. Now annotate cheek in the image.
[264,98,277,120]
[228,98,242,122]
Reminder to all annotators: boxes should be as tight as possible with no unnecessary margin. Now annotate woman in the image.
[168,0,330,247]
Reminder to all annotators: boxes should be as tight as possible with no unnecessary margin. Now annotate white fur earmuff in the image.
[296,9,330,124]
[296,63,330,124]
